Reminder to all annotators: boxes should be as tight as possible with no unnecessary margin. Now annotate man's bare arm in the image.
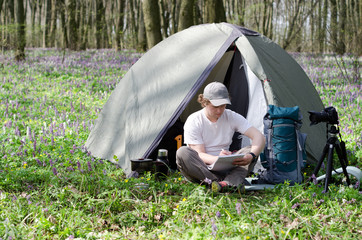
[188,144,218,165]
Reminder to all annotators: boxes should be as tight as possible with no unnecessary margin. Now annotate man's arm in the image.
[188,144,226,165]
[233,126,266,166]
[244,126,265,157]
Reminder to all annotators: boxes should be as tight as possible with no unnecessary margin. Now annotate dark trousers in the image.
[176,146,255,186]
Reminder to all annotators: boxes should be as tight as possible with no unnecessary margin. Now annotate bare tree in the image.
[204,0,225,23]
[137,0,147,51]
[178,0,194,31]
[15,0,26,61]
[337,0,346,54]
[67,0,78,50]
[142,0,162,49]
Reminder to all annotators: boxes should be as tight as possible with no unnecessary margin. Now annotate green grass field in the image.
[0,49,361,239]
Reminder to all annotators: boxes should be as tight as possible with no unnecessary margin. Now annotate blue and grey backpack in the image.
[257,105,307,185]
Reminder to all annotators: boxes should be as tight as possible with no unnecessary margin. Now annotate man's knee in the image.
[176,146,189,162]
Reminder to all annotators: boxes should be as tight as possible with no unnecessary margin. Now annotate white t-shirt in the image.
[184,108,251,156]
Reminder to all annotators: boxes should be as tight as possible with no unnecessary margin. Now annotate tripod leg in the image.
[324,144,334,193]
[335,144,351,185]
[312,144,329,180]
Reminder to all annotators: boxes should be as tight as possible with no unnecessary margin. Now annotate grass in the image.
[0,49,361,239]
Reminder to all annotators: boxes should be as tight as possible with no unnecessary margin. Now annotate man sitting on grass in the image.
[176,82,265,192]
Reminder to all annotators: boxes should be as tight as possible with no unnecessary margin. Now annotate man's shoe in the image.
[211,181,228,192]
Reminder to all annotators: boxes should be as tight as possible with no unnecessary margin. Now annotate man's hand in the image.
[219,149,232,156]
[232,153,253,166]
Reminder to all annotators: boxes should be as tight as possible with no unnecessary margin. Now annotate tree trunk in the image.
[49,0,56,48]
[159,0,170,38]
[115,0,125,50]
[216,0,226,22]
[78,0,86,50]
[238,0,246,26]
[204,0,225,23]
[127,0,137,48]
[41,0,50,48]
[310,0,314,52]
[170,0,177,34]
[15,0,26,61]
[68,0,78,50]
[59,0,68,49]
[330,0,338,52]
[96,0,105,49]
[178,0,194,31]
[317,0,322,52]
[142,0,162,49]
[0,0,4,14]
[337,0,346,54]
[321,0,328,52]
[81,0,92,50]
[137,0,146,51]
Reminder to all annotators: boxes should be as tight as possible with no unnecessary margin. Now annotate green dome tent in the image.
[85,23,325,175]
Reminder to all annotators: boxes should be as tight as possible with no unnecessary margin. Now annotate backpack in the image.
[257,105,307,185]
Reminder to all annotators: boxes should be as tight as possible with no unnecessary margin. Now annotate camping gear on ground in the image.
[130,158,154,174]
[130,149,170,179]
[155,149,170,180]
[85,23,326,176]
[257,105,307,185]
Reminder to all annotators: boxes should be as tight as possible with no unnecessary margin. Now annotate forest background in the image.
[1,0,361,60]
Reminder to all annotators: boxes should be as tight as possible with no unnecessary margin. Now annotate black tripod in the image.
[312,124,351,192]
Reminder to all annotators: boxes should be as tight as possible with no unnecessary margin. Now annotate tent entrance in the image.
[149,48,251,166]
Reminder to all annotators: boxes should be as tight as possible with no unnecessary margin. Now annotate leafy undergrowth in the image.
[0,49,361,239]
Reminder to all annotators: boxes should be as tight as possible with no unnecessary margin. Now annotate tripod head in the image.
[326,124,339,138]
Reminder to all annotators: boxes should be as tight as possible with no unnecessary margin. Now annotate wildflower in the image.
[235,202,241,215]
[292,203,300,209]
[310,174,318,185]
[312,192,316,198]
[77,161,83,173]
[52,167,58,176]
[103,169,107,176]
[87,161,92,171]
[67,167,74,172]
[216,211,221,218]
[125,179,129,183]
[355,181,360,189]
[182,198,186,202]
[23,163,27,169]
[346,211,352,219]
[211,218,217,237]
[203,177,212,185]
[36,158,42,166]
